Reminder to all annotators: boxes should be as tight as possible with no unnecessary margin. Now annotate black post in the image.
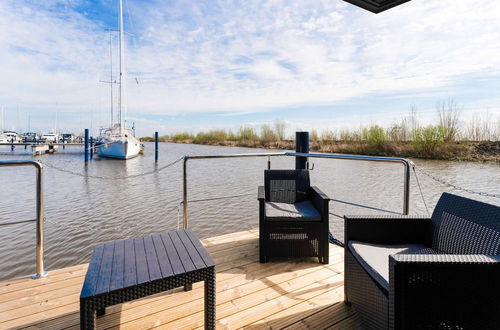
[11,138,14,151]
[154,131,159,162]
[84,129,89,162]
[295,131,309,170]
[90,137,94,159]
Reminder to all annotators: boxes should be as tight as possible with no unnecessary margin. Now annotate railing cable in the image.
[413,167,431,217]
[40,156,184,180]
[414,166,500,199]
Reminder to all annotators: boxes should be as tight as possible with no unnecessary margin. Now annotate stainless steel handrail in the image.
[288,152,412,215]
[182,152,286,229]
[0,160,47,279]
[182,152,412,229]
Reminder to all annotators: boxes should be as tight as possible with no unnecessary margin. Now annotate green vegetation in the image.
[412,125,448,153]
[362,125,386,148]
[140,103,500,162]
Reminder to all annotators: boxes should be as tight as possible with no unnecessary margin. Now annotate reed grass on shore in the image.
[140,104,499,162]
[140,136,498,162]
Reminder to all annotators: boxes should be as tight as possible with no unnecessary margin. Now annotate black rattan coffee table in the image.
[80,229,215,329]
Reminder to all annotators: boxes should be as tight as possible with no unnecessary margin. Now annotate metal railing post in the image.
[0,160,47,279]
[403,160,411,215]
[183,156,188,229]
[33,161,46,278]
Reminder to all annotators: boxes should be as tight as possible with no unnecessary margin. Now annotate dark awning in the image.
[343,0,411,13]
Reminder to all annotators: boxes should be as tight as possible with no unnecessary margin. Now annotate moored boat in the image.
[97,125,141,159]
[96,0,141,160]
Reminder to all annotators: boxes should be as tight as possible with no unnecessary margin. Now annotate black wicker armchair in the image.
[344,192,500,329]
[258,170,330,264]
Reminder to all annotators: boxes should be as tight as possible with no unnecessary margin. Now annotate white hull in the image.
[97,135,141,160]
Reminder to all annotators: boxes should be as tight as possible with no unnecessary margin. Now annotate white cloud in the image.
[1,0,500,135]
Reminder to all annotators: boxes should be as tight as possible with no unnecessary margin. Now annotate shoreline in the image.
[140,138,499,163]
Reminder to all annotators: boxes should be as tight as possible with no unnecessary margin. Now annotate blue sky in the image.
[0,0,499,137]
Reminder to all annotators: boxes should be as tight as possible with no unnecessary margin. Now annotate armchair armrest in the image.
[308,186,330,218]
[389,254,500,329]
[344,215,430,245]
[258,186,265,201]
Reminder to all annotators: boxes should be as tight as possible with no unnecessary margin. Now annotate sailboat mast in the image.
[109,32,114,127]
[118,0,125,134]
[1,106,4,133]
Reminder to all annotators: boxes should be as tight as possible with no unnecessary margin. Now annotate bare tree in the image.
[408,104,419,138]
[274,120,286,141]
[321,129,336,141]
[437,99,461,142]
[481,110,493,141]
[467,111,494,141]
[260,124,277,142]
[310,129,319,142]
[467,114,480,141]
[495,116,500,141]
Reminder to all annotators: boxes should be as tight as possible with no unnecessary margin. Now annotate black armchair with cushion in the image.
[258,169,330,264]
[344,192,500,329]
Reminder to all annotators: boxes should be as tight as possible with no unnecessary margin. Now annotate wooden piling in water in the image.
[155,132,159,162]
[84,129,89,162]
[90,137,94,159]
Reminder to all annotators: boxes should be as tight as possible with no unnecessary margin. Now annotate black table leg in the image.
[80,299,96,330]
[204,268,216,330]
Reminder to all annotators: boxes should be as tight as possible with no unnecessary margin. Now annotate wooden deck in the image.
[0,229,361,329]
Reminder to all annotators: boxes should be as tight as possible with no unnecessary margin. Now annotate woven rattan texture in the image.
[80,268,215,329]
[345,193,500,330]
[259,170,329,264]
[345,250,388,329]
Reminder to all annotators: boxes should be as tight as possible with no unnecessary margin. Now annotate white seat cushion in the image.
[348,241,436,291]
[265,201,321,221]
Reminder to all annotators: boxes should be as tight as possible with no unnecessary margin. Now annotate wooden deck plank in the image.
[213,271,344,329]
[244,282,346,329]
[0,235,262,329]
[6,249,265,330]
[0,278,82,314]
[0,229,354,330]
[0,274,85,307]
[133,262,343,329]
[284,301,359,330]
[121,263,336,329]
[0,263,87,289]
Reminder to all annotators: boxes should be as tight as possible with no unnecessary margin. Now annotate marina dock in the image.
[0,229,360,329]
[32,144,59,155]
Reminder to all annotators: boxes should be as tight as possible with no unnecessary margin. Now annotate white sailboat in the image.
[97,0,141,160]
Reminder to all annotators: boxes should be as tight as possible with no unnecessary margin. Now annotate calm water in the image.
[0,142,499,280]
